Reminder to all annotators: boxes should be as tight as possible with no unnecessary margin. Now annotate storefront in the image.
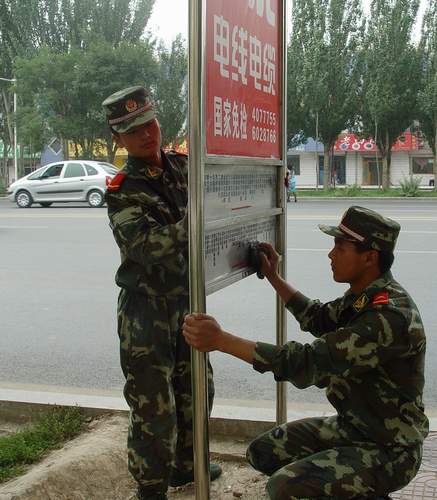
[288,131,435,188]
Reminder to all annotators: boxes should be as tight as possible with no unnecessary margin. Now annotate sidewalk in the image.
[0,394,436,499]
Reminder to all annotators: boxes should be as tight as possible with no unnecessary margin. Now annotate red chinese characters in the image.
[206,0,281,158]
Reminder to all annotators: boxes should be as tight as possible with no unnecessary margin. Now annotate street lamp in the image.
[0,77,17,182]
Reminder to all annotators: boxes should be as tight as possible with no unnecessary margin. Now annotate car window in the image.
[64,163,86,178]
[28,167,46,180]
[99,163,118,175]
[42,164,64,178]
[84,164,98,176]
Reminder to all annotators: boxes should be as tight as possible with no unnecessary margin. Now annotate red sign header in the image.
[334,132,418,153]
[205,0,281,159]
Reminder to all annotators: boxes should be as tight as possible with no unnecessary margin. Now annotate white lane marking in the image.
[0,226,49,229]
[308,229,437,235]
[288,215,437,221]
[287,248,437,254]
[0,214,106,219]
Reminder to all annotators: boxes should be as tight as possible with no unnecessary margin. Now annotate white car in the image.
[7,160,118,208]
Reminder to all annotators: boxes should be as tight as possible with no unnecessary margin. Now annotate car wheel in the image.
[16,190,33,208]
[87,189,104,208]
[39,202,53,207]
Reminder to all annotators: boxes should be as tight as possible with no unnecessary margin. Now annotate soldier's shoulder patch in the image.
[372,291,389,305]
[107,172,127,192]
[353,293,369,312]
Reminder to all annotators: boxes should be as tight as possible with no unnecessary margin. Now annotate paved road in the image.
[1,198,436,411]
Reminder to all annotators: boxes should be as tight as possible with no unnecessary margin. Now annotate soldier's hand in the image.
[258,242,280,280]
[182,313,224,352]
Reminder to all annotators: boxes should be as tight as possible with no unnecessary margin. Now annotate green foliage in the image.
[417,0,437,189]
[342,184,362,197]
[359,0,421,188]
[0,0,189,166]
[298,186,437,197]
[0,406,84,483]
[399,175,423,197]
[13,34,187,161]
[154,35,187,147]
[288,0,364,189]
[0,0,155,53]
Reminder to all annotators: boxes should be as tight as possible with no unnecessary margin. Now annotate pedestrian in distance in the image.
[183,206,428,500]
[288,169,297,202]
[102,86,221,500]
[284,170,291,202]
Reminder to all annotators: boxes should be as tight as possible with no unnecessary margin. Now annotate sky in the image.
[148,0,427,47]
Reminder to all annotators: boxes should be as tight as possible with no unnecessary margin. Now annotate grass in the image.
[0,406,85,483]
[299,187,437,198]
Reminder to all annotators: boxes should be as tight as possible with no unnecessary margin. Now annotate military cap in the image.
[319,205,400,252]
[102,86,155,134]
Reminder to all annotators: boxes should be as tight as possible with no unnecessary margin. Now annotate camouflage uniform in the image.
[106,153,215,496]
[248,207,428,499]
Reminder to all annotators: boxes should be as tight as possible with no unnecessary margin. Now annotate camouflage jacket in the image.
[253,271,429,447]
[105,151,189,296]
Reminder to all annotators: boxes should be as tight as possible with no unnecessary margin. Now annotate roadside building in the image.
[288,131,435,188]
[0,141,49,184]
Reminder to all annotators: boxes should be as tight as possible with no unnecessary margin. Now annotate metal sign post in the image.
[188,1,288,497]
[276,0,288,426]
[188,1,211,498]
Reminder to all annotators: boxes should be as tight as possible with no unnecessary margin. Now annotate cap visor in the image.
[112,110,155,134]
[318,224,358,241]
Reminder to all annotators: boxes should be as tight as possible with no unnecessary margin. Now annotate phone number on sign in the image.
[252,107,277,127]
[252,126,277,143]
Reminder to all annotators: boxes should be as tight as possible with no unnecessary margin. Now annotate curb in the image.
[296,196,437,201]
[0,399,275,441]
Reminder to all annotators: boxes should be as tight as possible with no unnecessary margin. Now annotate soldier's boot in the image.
[130,486,168,500]
[369,497,391,500]
[169,462,222,487]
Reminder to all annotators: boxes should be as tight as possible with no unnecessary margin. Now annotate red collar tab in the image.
[372,291,389,305]
[107,172,126,192]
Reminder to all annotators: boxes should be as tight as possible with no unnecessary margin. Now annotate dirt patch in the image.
[0,422,22,438]
[0,415,269,499]
[168,461,267,499]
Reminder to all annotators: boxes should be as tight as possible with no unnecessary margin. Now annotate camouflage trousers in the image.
[117,289,215,495]
[247,416,421,500]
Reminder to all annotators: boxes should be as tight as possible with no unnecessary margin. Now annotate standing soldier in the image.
[183,206,428,500]
[102,86,221,500]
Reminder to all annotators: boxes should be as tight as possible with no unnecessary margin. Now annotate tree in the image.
[154,35,187,147]
[1,0,157,169]
[74,39,159,162]
[417,0,437,189]
[0,0,155,53]
[360,0,421,189]
[15,39,158,162]
[288,0,364,190]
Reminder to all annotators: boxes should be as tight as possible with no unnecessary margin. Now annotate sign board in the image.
[205,217,276,293]
[205,0,281,158]
[202,0,284,294]
[204,165,276,220]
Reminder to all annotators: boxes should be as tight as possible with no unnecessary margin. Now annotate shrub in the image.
[399,176,422,197]
[0,406,84,483]
[342,184,362,197]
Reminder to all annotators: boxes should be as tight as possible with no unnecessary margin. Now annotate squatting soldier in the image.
[183,206,428,500]
[102,86,221,500]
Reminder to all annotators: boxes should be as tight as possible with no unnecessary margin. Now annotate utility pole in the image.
[0,77,17,182]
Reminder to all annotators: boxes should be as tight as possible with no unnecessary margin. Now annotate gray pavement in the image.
[0,197,436,414]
